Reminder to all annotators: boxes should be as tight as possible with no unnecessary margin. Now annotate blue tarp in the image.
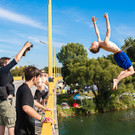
[73,94,80,100]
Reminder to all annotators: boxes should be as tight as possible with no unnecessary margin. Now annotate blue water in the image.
[58,109,135,135]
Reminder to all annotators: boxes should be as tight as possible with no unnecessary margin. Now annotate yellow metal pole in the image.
[48,0,53,95]
[41,0,53,134]
[53,47,55,78]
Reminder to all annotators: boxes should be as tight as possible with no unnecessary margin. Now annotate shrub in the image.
[80,99,96,115]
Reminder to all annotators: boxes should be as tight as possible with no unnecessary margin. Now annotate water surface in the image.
[58,109,135,135]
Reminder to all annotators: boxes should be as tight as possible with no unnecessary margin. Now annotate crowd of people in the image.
[0,41,54,135]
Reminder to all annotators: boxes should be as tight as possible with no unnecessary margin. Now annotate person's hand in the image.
[103,12,108,20]
[41,116,54,125]
[24,41,32,49]
[46,108,53,114]
[22,41,33,56]
[92,16,97,24]
[7,94,13,99]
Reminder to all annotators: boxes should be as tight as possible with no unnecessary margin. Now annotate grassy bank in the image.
[57,93,135,117]
[57,94,97,117]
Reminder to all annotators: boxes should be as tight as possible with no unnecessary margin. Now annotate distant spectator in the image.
[34,69,48,113]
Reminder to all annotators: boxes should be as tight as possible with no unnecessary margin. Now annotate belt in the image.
[115,50,122,55]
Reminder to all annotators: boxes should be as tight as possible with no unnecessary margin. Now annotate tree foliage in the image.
[57,42,88,87]
[103,54,116,65]
[11,66,26,76]
[57,41,135,112]
[121,37,135,62]
[84,58,133,111]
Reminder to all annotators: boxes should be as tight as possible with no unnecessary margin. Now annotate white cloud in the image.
[17,33,66,48]
[17,34,48,45]
[89,23,93,29]
[58,8,89,25]
[53,41,66,48]
[0,8,46,30]
[111,25,135,47]
[114,25,135,37]
[0,49,15,54]
[52,25,64,35]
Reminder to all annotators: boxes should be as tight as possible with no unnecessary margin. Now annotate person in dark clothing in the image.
[15,66,54,135]
[0,41,32,135]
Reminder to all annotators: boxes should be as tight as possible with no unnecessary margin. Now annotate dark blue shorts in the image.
[114,51,132,70]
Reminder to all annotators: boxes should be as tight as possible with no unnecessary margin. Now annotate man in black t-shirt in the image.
[0,41,32,135]
[15,66,54,135]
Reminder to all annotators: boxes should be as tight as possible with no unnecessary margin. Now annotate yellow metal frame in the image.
[54,47,55,78]
[41,0,63,134]
[41,77,63,135]
[13,76,22,81]
[41,0,54,134]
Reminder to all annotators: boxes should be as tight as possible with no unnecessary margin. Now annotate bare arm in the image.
[92,16,101,42]
[104,13,111,42]
[22,105,41,120]
[34,100,53,112]
[45,79,49,86]
[14,41,32,63]
[23,105,54,124]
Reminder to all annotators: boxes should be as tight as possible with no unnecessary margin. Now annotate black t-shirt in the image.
[15,83,35,135]
[0,59,17,99]
[0,59,17,86]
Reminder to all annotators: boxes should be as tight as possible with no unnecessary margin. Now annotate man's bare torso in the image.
[99,41,121,54]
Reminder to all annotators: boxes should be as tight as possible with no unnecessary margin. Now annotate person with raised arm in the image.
[0,41,32,135]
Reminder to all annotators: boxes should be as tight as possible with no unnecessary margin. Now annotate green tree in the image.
[85,57,133,111]
[44,67,48,73]
[11,66,26,76]
[121,37,135,62]
[57,42,88,86]
[57,40,135,112]
[103,54,116,65]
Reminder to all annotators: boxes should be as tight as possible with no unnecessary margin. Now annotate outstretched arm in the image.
[14,41,32,63]
[104,13,111,42]
[34,100,53,113]
[92,16,101,42]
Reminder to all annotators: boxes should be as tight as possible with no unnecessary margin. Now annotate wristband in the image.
[40,116,46,122]
[93,21,96,24]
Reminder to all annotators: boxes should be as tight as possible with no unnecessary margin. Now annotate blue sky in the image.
[0,0,135,69]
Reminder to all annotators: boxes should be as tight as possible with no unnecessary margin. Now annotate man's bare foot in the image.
[113,79,118,90]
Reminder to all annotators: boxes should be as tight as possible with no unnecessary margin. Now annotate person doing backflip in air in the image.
[89,13,134,90]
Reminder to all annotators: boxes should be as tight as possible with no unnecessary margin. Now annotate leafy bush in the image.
[80,99,96,115]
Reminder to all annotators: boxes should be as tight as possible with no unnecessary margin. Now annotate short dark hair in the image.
[24,66,40,81]
[0,57,10,67]
[89,47,100,54]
